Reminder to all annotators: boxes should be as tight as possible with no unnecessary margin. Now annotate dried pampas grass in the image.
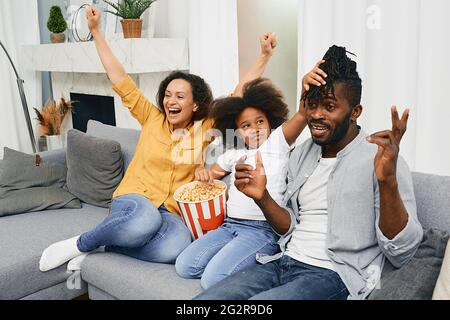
[34,97,74,136]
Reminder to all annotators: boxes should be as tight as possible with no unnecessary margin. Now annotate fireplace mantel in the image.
[20,38,190,132]
[21,38,189,74]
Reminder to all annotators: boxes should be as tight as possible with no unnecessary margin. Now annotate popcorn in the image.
[176,182,226,202]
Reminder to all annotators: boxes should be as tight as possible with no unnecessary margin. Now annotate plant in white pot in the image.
[47,5,67,43]
[103,0,157,39]
[34,97,74,151]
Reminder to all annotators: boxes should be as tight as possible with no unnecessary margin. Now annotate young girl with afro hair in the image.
[175,53,326,289]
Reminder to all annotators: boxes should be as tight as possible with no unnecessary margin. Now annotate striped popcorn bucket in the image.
[174,180,227,240]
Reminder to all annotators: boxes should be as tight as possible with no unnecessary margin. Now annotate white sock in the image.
[39,235,83,272]
[67,247,104,272]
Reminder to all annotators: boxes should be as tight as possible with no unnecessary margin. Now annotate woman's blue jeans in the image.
[175,218,279,289]
[77,194,192,263]
[194,255,349,300]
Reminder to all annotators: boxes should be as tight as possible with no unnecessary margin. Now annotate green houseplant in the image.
[103,0,157,38]
[47,5,67,43]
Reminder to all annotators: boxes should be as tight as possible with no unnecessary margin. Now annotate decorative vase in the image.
[46,134,64,151]
[50,33,65,43]
[120,19,143,39]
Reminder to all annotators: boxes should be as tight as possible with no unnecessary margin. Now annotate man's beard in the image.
[310,109,353,146]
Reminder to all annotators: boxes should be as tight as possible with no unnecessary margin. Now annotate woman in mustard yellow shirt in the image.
[39,6,277,272]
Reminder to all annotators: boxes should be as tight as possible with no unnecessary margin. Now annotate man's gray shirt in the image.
[257,129,423,299]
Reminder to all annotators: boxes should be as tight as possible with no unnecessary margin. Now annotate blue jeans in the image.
[175,218,279,289]
[194,255,349,300]
[77,194,192,263]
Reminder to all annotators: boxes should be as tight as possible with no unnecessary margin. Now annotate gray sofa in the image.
[1,120,449,300]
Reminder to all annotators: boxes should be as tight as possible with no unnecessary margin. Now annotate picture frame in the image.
[65,0,115,41]
[66,0,93,42]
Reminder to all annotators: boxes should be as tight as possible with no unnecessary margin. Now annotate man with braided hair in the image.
[194,45,423,300]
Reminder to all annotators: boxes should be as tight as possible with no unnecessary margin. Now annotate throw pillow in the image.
[432,241,450,299]
[65,129,124,207]
[0,147,81,217]
[86,120,140,171]
[368,228,449,300]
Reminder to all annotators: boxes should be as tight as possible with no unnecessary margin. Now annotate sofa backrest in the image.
[86,120,140,171]
[412,172,450,232]
[86,120,224,172]
[85,121,450,232]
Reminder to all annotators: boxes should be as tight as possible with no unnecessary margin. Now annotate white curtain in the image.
[0,0,41,158]
[297,0,450,176]
[189,0,239,98]
[152,0,239,97]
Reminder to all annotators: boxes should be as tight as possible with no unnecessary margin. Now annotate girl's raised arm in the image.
[232,32,277,97]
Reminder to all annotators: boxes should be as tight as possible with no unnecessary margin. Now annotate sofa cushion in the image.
[412,172,450,232]
[368,228,449,300]
[66,129,124,208]
[20,281,87,300]
[88,284,118,300]
[81,253,202,300]
[0,147,81,217]
[0,203,108,299]
[87,120,140,171]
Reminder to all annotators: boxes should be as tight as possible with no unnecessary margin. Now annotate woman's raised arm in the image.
[86,6,127,84]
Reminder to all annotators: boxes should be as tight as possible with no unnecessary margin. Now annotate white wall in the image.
[297,0,450,176]
[0,0,41,157]
[153,0,189,38]
[237,0,298,114]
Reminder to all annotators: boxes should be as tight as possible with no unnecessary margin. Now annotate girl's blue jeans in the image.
[175,217,280,289]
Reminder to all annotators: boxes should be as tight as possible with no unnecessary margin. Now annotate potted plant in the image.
[47,5,67,43]
[103,0,157,38]
[34,97,74,150]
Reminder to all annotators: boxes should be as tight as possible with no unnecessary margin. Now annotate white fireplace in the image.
[21,38,189,135]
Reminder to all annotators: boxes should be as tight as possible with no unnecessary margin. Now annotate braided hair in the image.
[303,45,362,108]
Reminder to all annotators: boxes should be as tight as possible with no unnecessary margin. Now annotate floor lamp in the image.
[0,39,37,153]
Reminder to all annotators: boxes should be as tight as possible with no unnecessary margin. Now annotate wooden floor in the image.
[73,293,89,300]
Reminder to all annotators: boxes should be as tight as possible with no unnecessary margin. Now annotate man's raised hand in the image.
[367,106,410,183]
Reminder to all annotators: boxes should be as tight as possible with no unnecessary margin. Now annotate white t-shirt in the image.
[285,157,337,271]
[217,125,292,220]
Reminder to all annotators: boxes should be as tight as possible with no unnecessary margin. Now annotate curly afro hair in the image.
[157,71,213,121]
[303,45,362,108]
[210,78,289,146]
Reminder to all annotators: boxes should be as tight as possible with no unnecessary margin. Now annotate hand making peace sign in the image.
[367,106,410,183]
